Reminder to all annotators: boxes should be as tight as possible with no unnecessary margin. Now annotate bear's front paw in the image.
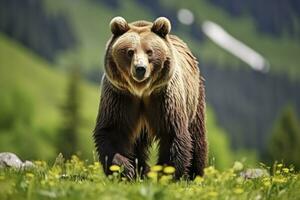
[112,153,135,180]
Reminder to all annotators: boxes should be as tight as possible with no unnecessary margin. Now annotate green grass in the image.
[0,33,100,159]
[0,156,299,200]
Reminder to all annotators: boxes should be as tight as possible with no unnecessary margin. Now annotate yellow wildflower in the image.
[277,164,283,168]
[94,162,100,167]
[34,161,42,166]
[236,177,244,184]
[48,181,55,187]
[233,188,244,194]
[26,173,34,178]
[263,181,271,187]
[147,171,158,179]
[282,168,289,173]
[207,191,218,197]
[34,160,47,168]
[163,166,176,174]
[204,166,218,176]
[71,155,79,161]
[151,165,163,172]
[194,176,204,184]
[41,180,46,185]
[233,161,244,171]
[92,162,101,170]
[109,165,120,172]
[273,177,287,184]
[160,175,172,184]
[88,164,94,169]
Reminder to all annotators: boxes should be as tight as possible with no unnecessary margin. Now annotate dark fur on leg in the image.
[133,129,151,178]
[93,79,141,179]
[188,80,207,179]
[156,88,193,179]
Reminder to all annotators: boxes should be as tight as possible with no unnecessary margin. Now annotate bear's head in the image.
[105,17,174,96]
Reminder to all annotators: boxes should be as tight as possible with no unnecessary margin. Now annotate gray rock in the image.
[0,152,34,169]
[22,160,35,169]
[240,168,269,179]
[0,152,23,168]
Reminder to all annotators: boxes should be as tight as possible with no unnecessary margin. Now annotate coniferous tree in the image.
[268,105,300,169]
[58,66,81,158]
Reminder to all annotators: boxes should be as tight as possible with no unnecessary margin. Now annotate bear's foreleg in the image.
[158,117,193,179]
[93,81,140,179]
[94,128,135,179]
[133,129,151,177]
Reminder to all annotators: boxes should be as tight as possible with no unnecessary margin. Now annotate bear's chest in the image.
[130,95,163,141]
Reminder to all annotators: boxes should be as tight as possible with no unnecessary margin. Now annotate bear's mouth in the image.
[131,75,150,84]
[131,69,150,83]
[127,76,152,97]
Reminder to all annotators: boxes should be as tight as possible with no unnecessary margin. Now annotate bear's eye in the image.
[127,49,134,58]
[146,50,153,57]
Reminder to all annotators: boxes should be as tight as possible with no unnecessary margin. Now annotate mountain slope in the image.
[43,0,300,80]
[44,0,153,74]
[159,0,300,79]
[0,33,100,159]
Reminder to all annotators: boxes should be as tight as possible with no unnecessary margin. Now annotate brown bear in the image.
[94,16,207,179]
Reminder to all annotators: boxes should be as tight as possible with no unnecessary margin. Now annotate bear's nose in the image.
[135,65,146,80]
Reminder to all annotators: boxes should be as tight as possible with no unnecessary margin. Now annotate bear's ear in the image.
[110,16,129,36]
[151,17,171,37]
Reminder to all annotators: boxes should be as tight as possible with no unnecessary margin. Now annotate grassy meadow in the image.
[0,156,299,200]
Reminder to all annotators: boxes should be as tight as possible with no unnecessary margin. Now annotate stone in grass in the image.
[0,152,34,169]
[23,160,35,169]
[240,168,269,179]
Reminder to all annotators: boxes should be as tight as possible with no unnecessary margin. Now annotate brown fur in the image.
[94,17,207,179]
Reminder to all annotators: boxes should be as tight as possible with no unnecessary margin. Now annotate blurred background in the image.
[0,0,300,170]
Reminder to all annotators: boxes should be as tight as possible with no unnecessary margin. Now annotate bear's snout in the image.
[134,65,147,80]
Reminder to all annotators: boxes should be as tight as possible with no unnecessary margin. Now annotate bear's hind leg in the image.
[188,121,207,179]
[188,85,207,179]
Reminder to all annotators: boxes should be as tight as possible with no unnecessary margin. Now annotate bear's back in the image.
[169,34,202,121]
[169,35,199,72]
